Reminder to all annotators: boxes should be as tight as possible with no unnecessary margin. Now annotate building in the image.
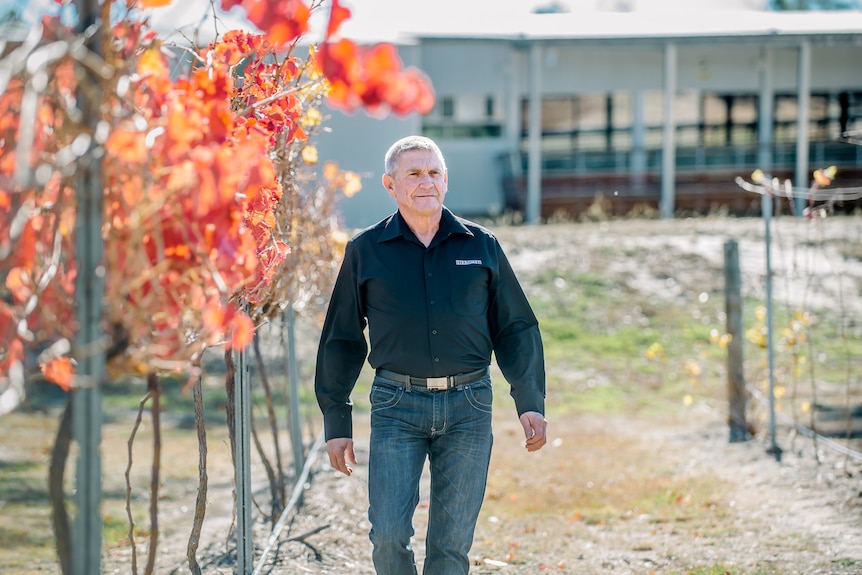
[314,8,862,228]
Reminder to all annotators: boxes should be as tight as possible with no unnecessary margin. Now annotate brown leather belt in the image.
[375,367,489,390]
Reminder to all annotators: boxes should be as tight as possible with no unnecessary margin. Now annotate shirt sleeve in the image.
[314,242,369,440]
[489,241,546,416]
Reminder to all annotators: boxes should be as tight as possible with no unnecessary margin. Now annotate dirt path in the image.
[238,406,862,575]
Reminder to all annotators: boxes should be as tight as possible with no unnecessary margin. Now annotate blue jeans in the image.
[367,373,494,575]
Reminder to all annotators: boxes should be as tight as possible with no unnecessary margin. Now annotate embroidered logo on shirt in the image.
[455,259,483,266]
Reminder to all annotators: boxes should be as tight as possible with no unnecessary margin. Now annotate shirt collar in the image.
[378,207,473,245]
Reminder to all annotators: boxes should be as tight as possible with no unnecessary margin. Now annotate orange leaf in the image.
[137,45,168,78]
[5,267,33,304]
[326,0,351,39]
[228,312,255,350]
[105,128,148,164]
[232,0,310,48]
[41,357,74,391]
[139,0,173,6]
[203,299,227,332]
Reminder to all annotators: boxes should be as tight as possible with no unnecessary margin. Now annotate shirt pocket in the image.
[450,265,490,316]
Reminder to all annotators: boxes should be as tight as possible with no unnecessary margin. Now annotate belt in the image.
[375,367,489,390]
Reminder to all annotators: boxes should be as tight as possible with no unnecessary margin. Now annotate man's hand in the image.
[326,437,356,476]
[519,411,547,452]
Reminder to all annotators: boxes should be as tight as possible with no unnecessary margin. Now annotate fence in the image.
[728,175,862,465]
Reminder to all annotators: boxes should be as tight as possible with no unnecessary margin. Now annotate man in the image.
[315,135,547,575]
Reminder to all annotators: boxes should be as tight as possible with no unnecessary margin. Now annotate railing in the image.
[528,141,862,175]
[500,142,862,218]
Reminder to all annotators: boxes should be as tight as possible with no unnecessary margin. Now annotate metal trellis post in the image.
[233,340,253,574]
[762,190,783,462]
[72,0,105,573]
[285,306,304,478]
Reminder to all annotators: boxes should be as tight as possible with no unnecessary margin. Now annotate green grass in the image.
[525,259,862,420]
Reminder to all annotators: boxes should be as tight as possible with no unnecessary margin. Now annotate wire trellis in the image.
[736,170,862,464]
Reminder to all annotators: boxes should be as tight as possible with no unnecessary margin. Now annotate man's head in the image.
[383,136,448,220]
[384,135,447,176]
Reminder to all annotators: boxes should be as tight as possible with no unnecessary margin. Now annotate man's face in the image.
[383,149,448,219]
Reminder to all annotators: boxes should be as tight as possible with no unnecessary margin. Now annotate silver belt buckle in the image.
[426,377,449,390]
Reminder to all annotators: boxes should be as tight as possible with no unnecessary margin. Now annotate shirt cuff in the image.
[511,387,545,417]
[323,405,353,441]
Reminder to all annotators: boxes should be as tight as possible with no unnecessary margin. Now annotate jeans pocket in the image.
[464,381,493,413]
[370,382,404,413]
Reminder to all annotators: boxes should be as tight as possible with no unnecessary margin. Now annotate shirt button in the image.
[427,272,432,277]
[430,300,435,305]
[434,357,440,363]
[432,329,438,335]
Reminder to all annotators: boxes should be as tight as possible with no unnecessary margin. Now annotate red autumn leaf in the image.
[0,303,17,341]
[7,220,38,272]
[41,357,74,391]
[223,0,310,48]
[326,0,351,39]
[320,39,435,116]
[389,68,435,116]
[320,38,359,87]
[0,338,24,374]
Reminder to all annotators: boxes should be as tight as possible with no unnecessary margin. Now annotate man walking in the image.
[315,135,547,575]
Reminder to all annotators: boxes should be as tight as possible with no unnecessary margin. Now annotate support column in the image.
[631,90,647,192]
[795,41,811,215]
[661,42,677,218]
[758,47,775,176]
[526,41,543,225]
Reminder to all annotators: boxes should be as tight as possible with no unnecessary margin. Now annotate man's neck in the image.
[401,210,443,247]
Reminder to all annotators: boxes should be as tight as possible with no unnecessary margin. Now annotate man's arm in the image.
[490,241,547,418]
[315,242,368,442]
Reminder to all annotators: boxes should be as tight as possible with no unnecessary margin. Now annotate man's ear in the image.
[382,173,395,196]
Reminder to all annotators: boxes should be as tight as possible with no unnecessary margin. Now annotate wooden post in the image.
[724,239,749,443]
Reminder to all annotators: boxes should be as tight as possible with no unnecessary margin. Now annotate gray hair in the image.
[384,135,446,175]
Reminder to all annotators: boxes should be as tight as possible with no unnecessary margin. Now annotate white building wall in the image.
[314,35,862,229]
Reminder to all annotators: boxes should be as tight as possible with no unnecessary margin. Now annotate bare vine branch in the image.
[125,389,154,575]
[144,374,161,575]
[186,367,207,575]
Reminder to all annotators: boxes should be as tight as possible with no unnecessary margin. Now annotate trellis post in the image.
[72,0,105,573]
[724,239,749,443]
[761,190,783,461]
[233,340,253,574]
[285,306,304,477]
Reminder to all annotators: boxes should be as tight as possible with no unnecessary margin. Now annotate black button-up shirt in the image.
[315,207,546,440]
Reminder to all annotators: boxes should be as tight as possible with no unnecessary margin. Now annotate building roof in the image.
[334,7,862,46]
